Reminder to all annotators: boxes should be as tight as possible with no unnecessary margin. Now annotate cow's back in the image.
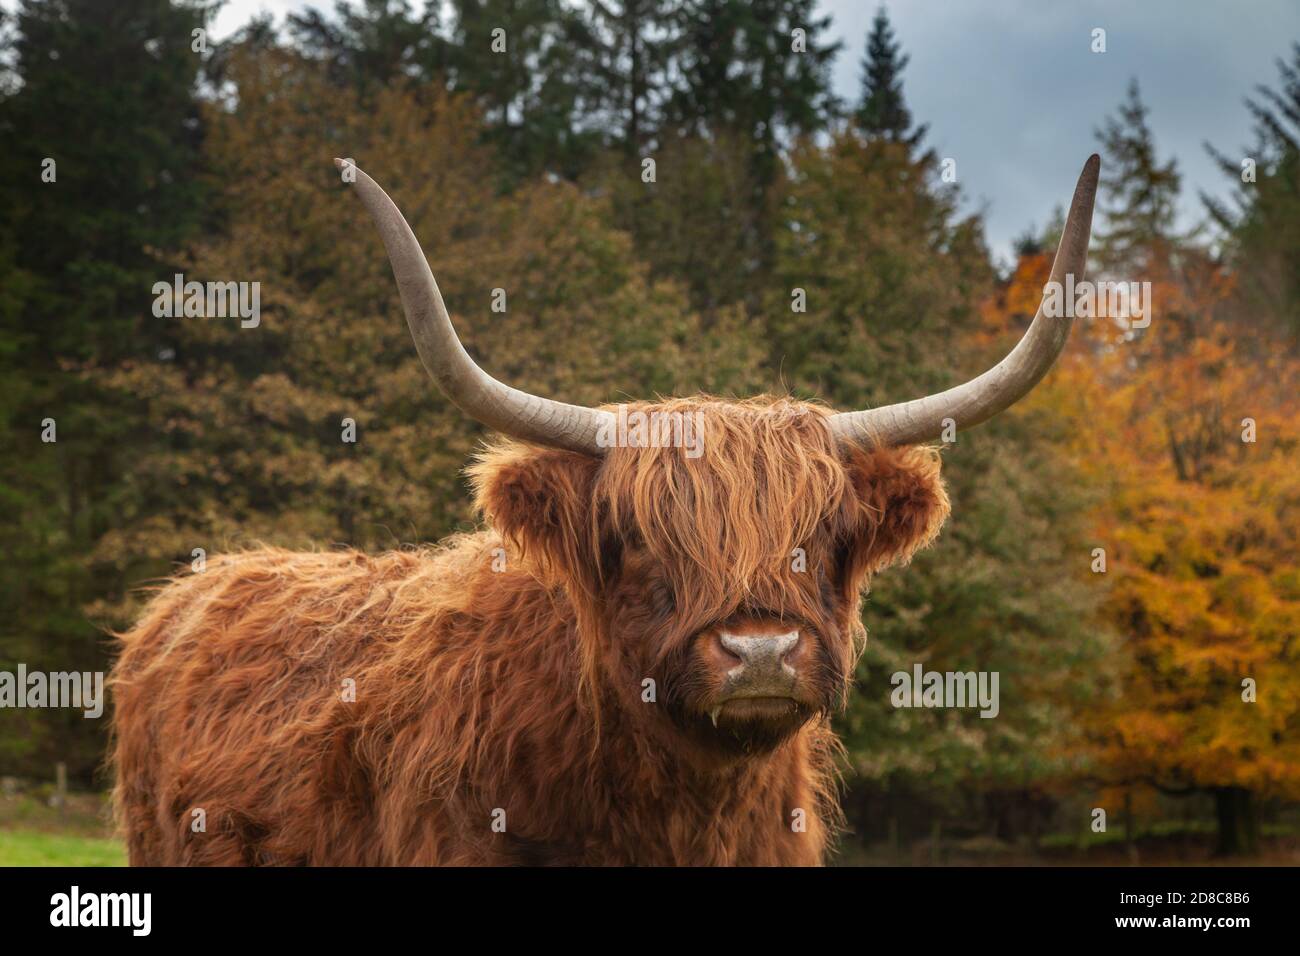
[110,539,496,865]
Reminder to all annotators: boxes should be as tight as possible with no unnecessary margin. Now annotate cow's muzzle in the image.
[707,630,802,727]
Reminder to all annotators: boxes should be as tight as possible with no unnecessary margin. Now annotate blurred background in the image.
[0,0,1297,866]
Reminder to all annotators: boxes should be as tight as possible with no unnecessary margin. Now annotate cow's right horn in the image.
[338,159,614,455]
[827,154,1100,448]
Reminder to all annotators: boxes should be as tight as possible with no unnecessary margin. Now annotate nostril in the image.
[718,633,749,664]
[776,634,801,674]
[717,632,745,664]
[780,633,803,666]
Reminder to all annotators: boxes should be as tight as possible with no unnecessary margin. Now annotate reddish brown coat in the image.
[110,398,949,865]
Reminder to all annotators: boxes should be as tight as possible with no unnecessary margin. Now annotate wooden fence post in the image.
[54,761,67,816]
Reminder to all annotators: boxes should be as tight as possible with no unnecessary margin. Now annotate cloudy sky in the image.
[205,0,1300,262]
[822,0,1300,263]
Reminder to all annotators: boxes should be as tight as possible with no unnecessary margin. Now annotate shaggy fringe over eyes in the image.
[600,397,847,613]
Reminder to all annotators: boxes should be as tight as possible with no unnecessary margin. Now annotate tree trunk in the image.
[1213,786,1257,857]
[1124,789,1139,863]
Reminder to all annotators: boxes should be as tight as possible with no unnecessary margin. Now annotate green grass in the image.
[1037,819,1300,850]
[0,828,126,866]
[0,791,127,866]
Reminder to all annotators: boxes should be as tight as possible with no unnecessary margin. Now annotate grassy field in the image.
[0,829,126,866]
[0,791,126,867]
[2,789,1297,866]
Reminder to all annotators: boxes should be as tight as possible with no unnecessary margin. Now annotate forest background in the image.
[1,0,1297,862]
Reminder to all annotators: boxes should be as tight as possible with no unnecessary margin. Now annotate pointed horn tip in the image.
[828,155,1103,448]
[1069,154,1101,211]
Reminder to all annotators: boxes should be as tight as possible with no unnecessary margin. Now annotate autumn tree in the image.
[1053,87,1300,856]
[1053,274,1300,856]
[89,44,765,628]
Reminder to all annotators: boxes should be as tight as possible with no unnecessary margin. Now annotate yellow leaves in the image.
[1116,710,1182,750]
[987,242,1300,797]
[243,373,327,427]
[976,252,1049,344]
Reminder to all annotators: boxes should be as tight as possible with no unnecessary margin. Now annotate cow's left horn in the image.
[828,154,1100,447]
[337,159,613,455]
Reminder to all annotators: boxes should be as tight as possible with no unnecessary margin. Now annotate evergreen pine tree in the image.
[287,0,445,91]
[0,0,209,781]
[1094,79,1188,272]
[854,6,925,146]
[670,0,841,185]
[448,0,598,182]
[1205,44,1300,349]
[567,0,679,158]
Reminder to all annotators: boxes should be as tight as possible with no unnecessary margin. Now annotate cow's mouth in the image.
[668,691,817,755]
[708,696,802,727]
[695,695,814,753]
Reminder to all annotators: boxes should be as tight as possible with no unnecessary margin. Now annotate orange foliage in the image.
[1019,247,1300,798]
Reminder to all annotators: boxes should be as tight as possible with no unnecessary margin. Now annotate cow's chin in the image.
[689,696,817,755]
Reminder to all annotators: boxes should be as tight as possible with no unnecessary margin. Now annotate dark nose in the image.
[719,631,799,697]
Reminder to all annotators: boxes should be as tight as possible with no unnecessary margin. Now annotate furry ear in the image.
[844,444,951,577]
[468,442,605,588]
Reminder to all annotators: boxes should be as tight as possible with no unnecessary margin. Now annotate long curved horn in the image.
[337,159,613,455]
[828,154,1101,448]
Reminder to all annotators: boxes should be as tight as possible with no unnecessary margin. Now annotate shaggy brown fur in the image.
[111,397,949,865]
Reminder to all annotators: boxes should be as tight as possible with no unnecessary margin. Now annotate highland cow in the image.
[110,155,1099,866]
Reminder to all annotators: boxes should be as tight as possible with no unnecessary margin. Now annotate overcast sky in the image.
[822,0,1300,264]
[199,1,1300,263]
